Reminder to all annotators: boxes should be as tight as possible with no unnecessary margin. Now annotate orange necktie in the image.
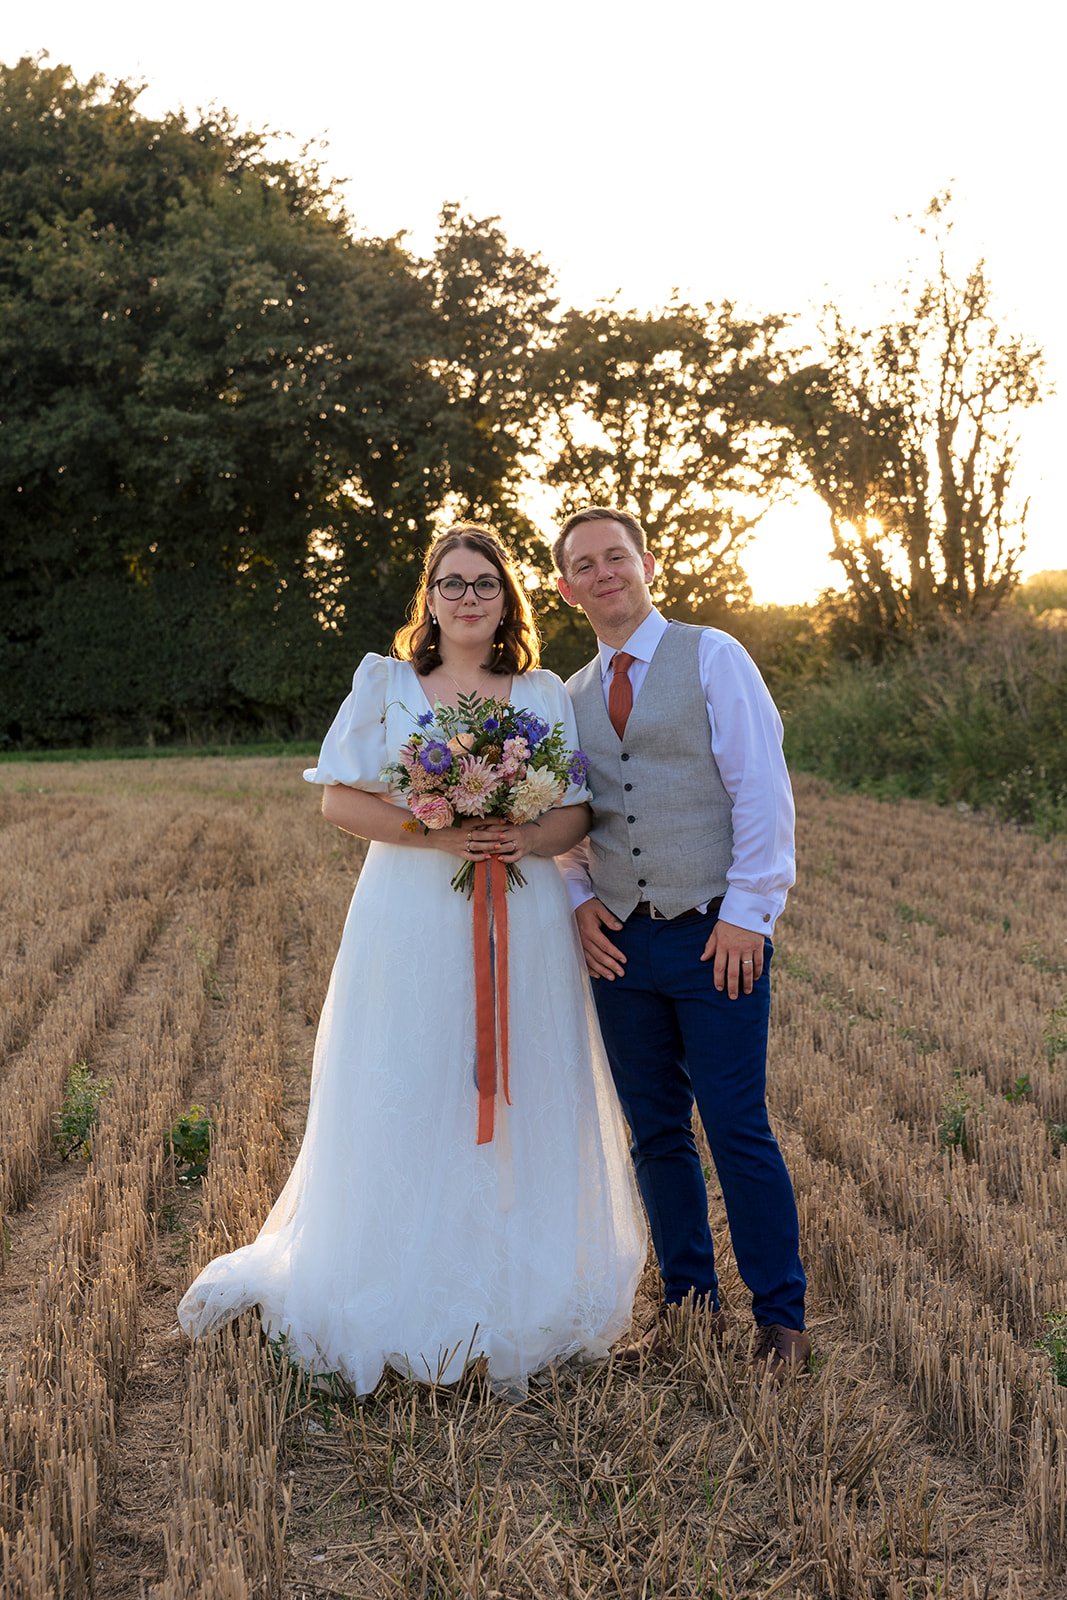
[608,651,636,740]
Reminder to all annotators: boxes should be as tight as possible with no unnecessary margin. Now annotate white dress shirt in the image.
[558,608,795,936]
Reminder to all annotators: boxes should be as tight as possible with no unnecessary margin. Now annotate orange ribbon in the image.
[472,856,511,1144]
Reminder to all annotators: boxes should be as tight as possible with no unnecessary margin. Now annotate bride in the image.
[178,524,646,1395]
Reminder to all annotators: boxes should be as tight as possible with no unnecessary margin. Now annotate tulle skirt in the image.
[177,841,646,1395]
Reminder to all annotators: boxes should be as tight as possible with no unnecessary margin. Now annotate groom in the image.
[554,506,809,1375]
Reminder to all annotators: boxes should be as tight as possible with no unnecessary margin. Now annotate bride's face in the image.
[429,548,507,659]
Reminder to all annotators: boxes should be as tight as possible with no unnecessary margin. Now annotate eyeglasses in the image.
[430,575,504,601]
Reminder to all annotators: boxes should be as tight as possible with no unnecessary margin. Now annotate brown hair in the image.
[392,524,541,676]
[553,506,648,575]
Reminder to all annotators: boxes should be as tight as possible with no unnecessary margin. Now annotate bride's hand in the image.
[474,821,535,864]
[427,822,498,862]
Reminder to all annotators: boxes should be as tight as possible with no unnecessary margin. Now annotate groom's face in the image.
[557,520,656,639]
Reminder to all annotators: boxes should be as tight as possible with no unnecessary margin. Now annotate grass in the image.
[0,739,319,764]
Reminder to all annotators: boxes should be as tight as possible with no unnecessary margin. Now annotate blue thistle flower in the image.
[417,710,435,727]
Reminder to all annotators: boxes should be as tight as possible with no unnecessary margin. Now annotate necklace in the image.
[438,660,495,701]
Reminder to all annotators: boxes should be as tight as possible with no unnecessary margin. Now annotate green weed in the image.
[896,902,944,934]
[1044,1001,1067,1061]
[938,1076,979,1158]
[1020,941,1067,975]
[53,1061,112,1161]
[1037,1313,1067,1386]
[166,1105,213,1182]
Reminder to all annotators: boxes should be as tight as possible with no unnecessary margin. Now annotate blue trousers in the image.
[592,910,806,1329]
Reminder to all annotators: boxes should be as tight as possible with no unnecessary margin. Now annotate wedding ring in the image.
[742,959,753,966]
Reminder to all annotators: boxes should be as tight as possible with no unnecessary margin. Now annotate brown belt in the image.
[630,896,724,923]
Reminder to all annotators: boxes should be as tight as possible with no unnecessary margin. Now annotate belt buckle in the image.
[648,902,668,920]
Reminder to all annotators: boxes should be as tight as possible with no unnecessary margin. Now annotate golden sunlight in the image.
[742,496,846,607]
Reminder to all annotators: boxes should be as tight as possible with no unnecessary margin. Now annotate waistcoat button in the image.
[627,815,636,824]
[632,847,641,856]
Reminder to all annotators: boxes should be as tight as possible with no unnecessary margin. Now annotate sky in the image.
[6,1,1063,603]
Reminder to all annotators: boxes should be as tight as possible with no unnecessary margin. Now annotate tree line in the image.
[0,57,1046,747]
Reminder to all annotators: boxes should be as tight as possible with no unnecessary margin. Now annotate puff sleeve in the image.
[303,654,393,791]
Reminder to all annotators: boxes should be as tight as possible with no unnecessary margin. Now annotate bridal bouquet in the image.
[381,694,589,895]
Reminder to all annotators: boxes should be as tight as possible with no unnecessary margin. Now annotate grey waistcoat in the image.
[567,622,733,921]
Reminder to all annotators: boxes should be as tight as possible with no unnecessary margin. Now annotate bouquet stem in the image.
[451,860,527,897]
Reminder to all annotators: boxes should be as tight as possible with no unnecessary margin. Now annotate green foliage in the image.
[775,194,1045,647]
[0,61,561,749]
[266,1332,352,1428]
[1004,1075,1031,1104]
[1037,1313,1067,1387]
[938,1074,979,1158]
[784,611,1067,832]
[1015,570,1067,619]
[896,902,943,934]
[165,1105,213,1182]
[53,1061,111,1160]
[531,301,790,626]
[1044,1001,1067,1062]
[0,63,1054,759]
[1019,941,1067,976]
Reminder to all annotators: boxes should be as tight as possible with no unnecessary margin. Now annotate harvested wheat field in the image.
[0,755,1065,1600]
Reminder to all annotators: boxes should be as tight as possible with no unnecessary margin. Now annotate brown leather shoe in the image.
[751,1323,812,1379]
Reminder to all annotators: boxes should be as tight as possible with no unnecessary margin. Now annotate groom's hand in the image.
[575,899,626,980]
[700,919,764,998]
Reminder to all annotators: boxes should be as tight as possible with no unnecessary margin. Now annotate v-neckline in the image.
[404,660,514,717]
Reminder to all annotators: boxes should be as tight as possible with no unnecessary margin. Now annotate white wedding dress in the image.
[178,655,646,1395]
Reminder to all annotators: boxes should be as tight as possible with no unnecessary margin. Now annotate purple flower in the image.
[515,714,549,748]
[417,710,435,727]
[483,716,500,732]
[419,741,453,774]
[568,750,590,785]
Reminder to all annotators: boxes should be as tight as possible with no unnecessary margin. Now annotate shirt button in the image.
[632,847,641,856]
[762,913,771,923]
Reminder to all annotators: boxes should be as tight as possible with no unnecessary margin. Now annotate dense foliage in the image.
[783,610,1067,833]
[0,61,1050,752]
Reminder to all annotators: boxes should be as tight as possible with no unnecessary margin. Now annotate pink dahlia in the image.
[452,755,503,817]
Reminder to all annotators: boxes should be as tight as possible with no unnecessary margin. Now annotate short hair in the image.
[392,524,540,676]
[552,507,648,575]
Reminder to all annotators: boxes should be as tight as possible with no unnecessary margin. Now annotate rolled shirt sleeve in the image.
[699,632,795,936]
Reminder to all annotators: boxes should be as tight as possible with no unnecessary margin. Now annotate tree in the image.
[777,196,1045,649]
[423,204,556,538]
[0,57,454,743]
[529,301,790,628]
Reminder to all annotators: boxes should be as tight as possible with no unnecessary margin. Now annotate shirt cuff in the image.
[718,889,783,938]
[568,884,597,913]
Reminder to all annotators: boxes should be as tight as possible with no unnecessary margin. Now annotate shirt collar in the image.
[597,608,668,679]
